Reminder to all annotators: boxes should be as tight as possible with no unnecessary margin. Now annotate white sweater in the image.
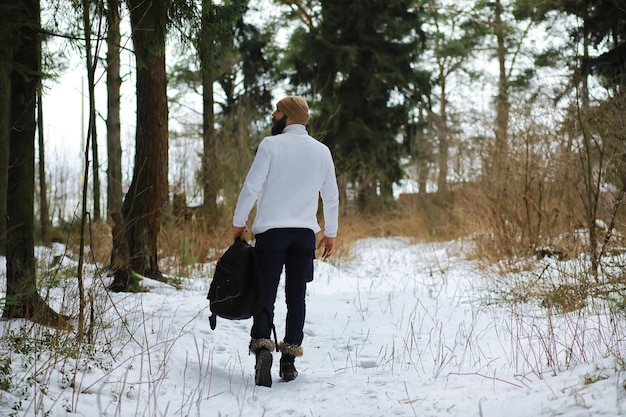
[233,124,339,237]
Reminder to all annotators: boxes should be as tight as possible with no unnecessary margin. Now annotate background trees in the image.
[419,0,486,194]
[518,0,626,272]
[197,0,250,225]
[1,0,626,315]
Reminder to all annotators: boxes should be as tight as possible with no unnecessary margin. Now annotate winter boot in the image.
[279,354,298,381]
[278,342,303,382]
[250,339,275,387]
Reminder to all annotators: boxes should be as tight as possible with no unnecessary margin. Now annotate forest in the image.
[0,0,626,414]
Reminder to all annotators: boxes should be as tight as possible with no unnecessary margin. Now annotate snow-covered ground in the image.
[1,237,625,416]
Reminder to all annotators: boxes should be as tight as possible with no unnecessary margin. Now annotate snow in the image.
[1,237,625,416]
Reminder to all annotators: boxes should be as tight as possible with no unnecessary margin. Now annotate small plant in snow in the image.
[0,357,12,391]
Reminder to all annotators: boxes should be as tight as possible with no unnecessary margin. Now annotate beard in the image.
[271,115,288,135]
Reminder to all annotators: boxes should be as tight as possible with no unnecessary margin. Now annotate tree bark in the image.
[37,90,51,245]
[0,24,11,256]
[108,211,140,292]
[2,0,69,328]
[106,0,123,217]
[123,0,169,280]
[200,0,218,225]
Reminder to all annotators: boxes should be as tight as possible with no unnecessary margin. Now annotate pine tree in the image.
[284,0,428,209]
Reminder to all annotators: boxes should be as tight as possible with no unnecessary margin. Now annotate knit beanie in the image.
[276,96,310,125]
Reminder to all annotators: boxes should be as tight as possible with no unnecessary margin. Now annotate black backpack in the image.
[207,238,257,330]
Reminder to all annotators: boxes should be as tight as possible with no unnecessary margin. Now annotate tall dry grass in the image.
[156,194,466,274]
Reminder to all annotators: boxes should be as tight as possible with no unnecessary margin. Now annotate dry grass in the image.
[331,203,459,260]
[155,195,465,273]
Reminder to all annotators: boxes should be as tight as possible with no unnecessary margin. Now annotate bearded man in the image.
[232,96,339,387]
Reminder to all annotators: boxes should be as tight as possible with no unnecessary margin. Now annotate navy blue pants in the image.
[251,228,315,346]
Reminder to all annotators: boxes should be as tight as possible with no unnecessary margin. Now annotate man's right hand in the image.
[317,236,336,259]
[232,226,247,241]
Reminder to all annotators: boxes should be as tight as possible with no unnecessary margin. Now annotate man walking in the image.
[232,96,339,387]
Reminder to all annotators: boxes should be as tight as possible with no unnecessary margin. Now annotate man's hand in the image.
[317,236,336,259]
[232,226,247,241]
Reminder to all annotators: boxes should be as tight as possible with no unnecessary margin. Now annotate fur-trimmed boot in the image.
[250,339,275,387]
[278,342,303,381]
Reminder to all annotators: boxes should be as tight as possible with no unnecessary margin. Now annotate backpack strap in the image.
[270,324,278,352]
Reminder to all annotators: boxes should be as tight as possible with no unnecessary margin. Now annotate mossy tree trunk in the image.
[108,212,141,292]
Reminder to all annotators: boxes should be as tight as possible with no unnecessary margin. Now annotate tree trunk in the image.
[2,0,69,328]
[106,0,123,218]
[494,0,509,160]
[108,211,141,292]
[436,69,448,194]
[415,106,429,194]
[0,24,11,256]
[123,0,169,280]
[580,28,590,109]
[83,0,100,221]
[103,1,129,284]
[200,0,219,225]
[37,90,51,246]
